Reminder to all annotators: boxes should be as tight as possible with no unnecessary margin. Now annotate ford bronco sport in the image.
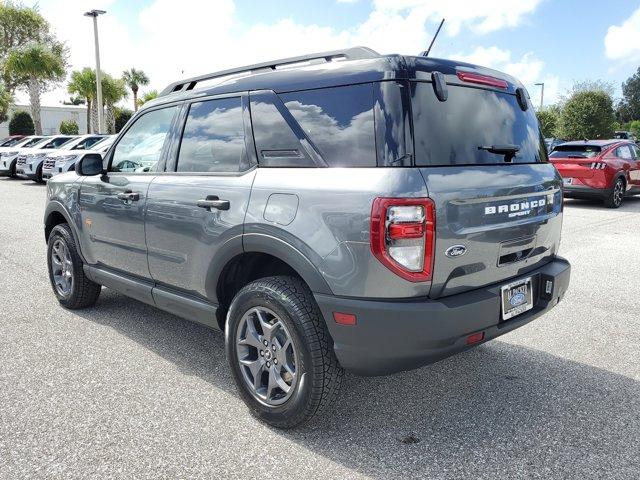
[44,47,571,428]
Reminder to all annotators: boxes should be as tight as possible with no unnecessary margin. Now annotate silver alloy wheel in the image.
[613,179,624,207]
[235,306,298,406]
[51,239,74,297]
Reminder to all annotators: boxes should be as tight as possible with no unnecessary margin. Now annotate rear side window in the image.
[616,145,633,160]
[549,145,601,159]
[280,84,376,167]
[177,97,245,173]
[412,82,546,166]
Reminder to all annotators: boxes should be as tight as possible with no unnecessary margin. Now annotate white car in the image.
[43,135,116,180]
[0,136,49,178]
[16,134,106,183]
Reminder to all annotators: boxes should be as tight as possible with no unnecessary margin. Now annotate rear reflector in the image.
[466,332,485,345]
[333,312,357,326]
[457,71,508,89]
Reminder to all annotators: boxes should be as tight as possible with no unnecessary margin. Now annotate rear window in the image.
[549,145,601,159]
[412,82,546,166]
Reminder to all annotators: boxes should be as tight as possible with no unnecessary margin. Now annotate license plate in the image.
[563,178,573,185]
[501,277,533,321]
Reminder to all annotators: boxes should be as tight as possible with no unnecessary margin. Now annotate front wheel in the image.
[225,276,343,428]
[604,178,625,208]
[47,223,101,309]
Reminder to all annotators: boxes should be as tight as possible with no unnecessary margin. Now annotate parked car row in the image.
[0,134,115,183]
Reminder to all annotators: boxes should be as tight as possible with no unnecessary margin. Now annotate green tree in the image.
[114,107,133,133]
[122,68,149,112]
[9,109,34,135]
[137,89,158,108]
[5,42,66,134]
[536,105,561,138]
[59,119,78,135]
[101,74,128,134]
[0,82,12,123]
[67,68,96,133]
[619,67,640,122]
[0,3,48,92]
[558,90,616,140]
[628,120,640,138]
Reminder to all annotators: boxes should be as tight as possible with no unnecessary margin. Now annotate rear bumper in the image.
[315,256,570,376]
[563,184,609,199]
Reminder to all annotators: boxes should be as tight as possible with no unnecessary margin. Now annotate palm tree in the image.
[101,74,127,134]
[5,43,65,134]
[122,68,149,112]
[0,83,13,123]
[137,89,158,109]
[67,68,96,133]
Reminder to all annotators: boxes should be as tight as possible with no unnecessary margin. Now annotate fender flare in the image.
[43,201,88,263]
[242,232,333,295]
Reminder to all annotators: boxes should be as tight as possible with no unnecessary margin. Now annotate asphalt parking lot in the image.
[0,177,638,480]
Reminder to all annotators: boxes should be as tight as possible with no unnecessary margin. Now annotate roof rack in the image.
[159,46,380,97]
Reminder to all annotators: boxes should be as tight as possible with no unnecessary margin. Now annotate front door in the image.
[145,95,255,300]
[78,105,179,279]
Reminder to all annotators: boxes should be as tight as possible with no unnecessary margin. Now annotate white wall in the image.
[0,104,88,137]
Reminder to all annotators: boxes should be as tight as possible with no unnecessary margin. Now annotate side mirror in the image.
[75,153,104,176]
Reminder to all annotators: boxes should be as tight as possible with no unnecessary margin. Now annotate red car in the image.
[549,140,640,208]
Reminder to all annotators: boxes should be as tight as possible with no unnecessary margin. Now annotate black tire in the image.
[47,223,101,309]
[9,160,16,178]
[225,276,343,428]
[35,163,44,183]
[604,177,625,208]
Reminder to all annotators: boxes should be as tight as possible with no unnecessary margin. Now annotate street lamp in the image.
[534,82,544,109]
[84,9,106,134]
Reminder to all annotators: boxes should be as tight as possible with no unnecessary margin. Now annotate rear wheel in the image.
[47,223,101,309]
[226,276,343,428]
[604,177,625,208]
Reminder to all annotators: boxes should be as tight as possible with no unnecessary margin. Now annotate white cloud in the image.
[26,0,545,107]
[605,7,640,62]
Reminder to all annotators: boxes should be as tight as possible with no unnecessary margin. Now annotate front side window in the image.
[176,97,244,173]
[280,84,376,167]
[110,106,177,173]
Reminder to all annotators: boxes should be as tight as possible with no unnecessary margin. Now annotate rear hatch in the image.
[410,78,563,299]
[549,145,603,180]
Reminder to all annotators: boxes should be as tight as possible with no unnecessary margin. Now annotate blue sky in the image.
[33,0,640,107]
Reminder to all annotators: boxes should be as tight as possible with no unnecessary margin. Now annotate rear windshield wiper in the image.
[477,144,520,162]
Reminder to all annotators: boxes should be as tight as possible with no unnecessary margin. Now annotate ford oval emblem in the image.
[509,292,526,307]
[445,245,467,258]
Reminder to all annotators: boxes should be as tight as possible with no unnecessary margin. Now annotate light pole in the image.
[534,82,544,109]
[84,9,106,133]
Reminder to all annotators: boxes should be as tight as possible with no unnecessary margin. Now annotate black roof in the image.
[144,47,524,110]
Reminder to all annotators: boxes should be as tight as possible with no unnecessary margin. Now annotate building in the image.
[0,104,88,137]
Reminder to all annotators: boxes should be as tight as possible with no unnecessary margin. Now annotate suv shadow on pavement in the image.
[75,289,639,479]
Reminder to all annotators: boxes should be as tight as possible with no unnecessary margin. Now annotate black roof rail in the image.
[159,46,380,97]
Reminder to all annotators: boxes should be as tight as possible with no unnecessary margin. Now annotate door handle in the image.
[117,190,140,202]
[197,195,230,211]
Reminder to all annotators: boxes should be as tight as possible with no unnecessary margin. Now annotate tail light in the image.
[590,162,607,170]
[370,198,435,282]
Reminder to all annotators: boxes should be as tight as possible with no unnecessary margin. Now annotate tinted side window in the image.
[281,84,376,167]
[177,97,244,173]
[616,145,633,160]
[250,92,315,167]
[73,137,103,150]
[110,106,177,173]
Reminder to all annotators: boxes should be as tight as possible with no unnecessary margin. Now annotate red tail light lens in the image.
[370,198,435,282]
[457,71,508,89]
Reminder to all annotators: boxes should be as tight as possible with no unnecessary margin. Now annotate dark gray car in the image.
[44,47,571,428]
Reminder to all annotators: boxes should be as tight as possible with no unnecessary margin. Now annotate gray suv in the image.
[44,47,571,428]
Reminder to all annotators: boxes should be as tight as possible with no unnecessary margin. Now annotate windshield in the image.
[549,145,601,158]
[412,82,546,166]
[1,137,22,147]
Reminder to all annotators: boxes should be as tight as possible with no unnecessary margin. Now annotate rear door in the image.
[145,94,256,301]
[411,80,563,298]
[78,105,179,279]
[626,144,640,188]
